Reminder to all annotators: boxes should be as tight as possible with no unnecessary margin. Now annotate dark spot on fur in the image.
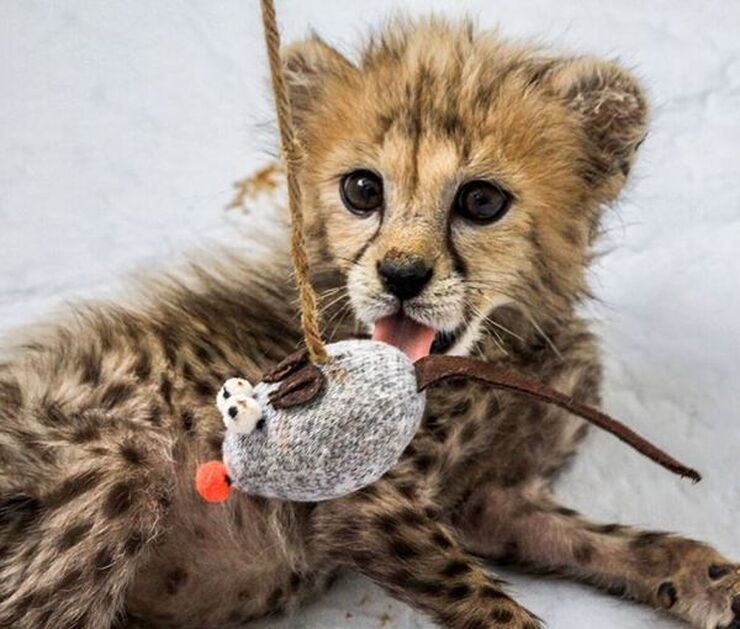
[480,585,509,600]
[396,481,416,500]
[146,404,162,425]
[398,508,425,527]
[157,328,179,366]
[119,442,145,465]
[0,378,22,412]
[485,396,501,417]
[556,507,579,517]
[71,421,100,443]
[228,406,238,419]
[103,481,137,518]
[101,382,134,410]
[432,531,452,549]
[631,530,668,549]
[445,376,468,390]
[133,352,152,381]
[375,513,399,535]
[47,469,103,508]
[491,608,514,623]
[94,546,115,573]
[574,542,594,564]
[449,399,471,417]
[80,351,102,385]
[289,572,301,591]
[57,521,92,551]
[708,563,733,580]
[459,421,477,444]
[57,567,83,590]
[573,422,590,442]
[589,523,625,535]
[442,560,470,578]
[267,587,283,608]
[40,400,68,425]
[182,362,195,382]
[447,583,472,601]
[657,581,677,608]
[497,541,519,564]
[356,484,380,501]
[414,454,433,473]
[0,492,44,530]
[390,538,418,561]
[165,566,188,596]
[406,578,443,597]
[180,409,195,432]
[159,377,173,408]
[207,434,223,456]
[194,380,213,399]
[124,532,145,557]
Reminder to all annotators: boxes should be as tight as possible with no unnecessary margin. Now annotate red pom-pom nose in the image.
[195,461,232,503]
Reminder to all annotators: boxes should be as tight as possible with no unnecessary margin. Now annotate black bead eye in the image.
[454,180,512,224]
[340,170,383,215]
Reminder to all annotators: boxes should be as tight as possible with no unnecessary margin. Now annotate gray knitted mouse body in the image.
[208,340,425,502]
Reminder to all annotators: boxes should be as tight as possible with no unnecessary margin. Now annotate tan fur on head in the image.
[283,18,648,352]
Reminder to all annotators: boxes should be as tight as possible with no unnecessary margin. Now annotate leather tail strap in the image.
[415,355,701,483]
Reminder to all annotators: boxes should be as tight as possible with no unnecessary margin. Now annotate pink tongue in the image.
[372,313,437,362]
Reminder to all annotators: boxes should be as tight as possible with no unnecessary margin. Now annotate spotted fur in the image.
[1,17,737,629]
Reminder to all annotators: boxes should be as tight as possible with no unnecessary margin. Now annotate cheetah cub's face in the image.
[285,19,647,359]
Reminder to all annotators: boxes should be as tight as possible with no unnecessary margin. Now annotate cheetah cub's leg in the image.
[459,482,740,628]
[314,479,542,629]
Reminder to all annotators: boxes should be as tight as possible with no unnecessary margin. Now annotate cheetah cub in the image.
[1,17,738,629]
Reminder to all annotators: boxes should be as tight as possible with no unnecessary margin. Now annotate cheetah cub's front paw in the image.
[705,563,740,629]
[660,551,740,629]
[216,378,263,434]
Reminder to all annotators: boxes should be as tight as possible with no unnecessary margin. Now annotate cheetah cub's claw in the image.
[217,378,263,434]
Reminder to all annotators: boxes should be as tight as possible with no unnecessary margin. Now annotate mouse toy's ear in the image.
[547,57,649,202]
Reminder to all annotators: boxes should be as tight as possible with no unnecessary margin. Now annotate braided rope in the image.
[260,0,328,364]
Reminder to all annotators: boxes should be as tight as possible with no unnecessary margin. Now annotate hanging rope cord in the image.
[260,0,328,364]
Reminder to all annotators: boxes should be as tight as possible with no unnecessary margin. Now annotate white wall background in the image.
[1,1,738,627]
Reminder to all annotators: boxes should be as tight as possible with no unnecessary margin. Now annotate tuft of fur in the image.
[1,17,736,629]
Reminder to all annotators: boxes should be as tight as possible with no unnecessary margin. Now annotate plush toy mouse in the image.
[195,339,700,504]
[196,340,426,502]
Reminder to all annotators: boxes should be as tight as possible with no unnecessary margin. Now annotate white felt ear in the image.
[221,395,263,434]
[216,377,255,415]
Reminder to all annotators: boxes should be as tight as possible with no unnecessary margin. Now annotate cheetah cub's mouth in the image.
[371,313,463,361]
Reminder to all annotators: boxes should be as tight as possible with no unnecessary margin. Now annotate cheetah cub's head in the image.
[284,18,647,359]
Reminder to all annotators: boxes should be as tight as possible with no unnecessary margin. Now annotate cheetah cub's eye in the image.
[340,170,383,216]
[454,180,512,224]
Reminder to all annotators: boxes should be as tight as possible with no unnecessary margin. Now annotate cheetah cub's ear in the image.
[549,58,649,199]
[217,378,263,435]
[281,35,357,124]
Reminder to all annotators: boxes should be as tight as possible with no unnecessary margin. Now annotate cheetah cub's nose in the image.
[216,378,263,434]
